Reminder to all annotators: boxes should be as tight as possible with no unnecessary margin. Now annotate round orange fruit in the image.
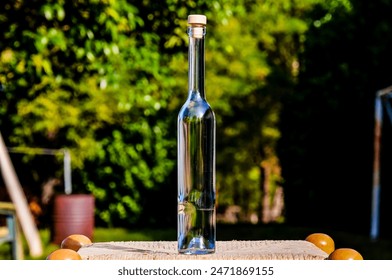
[61,234,92,252]
[328,248,363,260]
[305,233,335,255]
[46,248,82,260]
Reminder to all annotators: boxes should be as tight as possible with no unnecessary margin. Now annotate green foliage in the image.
[204,0,322,217]
[1,0,330,227]
[0,0,176,226]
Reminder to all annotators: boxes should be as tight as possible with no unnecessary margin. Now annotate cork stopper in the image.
[187,15,206,39]
[188,15,207,26]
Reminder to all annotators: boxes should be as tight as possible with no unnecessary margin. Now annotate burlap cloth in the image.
[78,240,328,260]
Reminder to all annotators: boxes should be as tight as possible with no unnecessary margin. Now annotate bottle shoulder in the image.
[178,94,215,120]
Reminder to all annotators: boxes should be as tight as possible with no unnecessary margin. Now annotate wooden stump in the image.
[78,240,328,260]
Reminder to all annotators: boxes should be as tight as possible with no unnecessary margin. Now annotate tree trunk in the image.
[261,163,284,224]
[261,164,272,223]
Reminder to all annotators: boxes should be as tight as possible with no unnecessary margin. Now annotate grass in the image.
[1,223,391,260]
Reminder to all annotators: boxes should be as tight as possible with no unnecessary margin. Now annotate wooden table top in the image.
[78,240,328,260]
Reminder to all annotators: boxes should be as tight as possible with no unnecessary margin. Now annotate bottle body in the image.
[177,92,216,254]
[177,15,216,254]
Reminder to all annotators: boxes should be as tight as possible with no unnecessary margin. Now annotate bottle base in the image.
[178,248,215,255]
[178,236,215,255]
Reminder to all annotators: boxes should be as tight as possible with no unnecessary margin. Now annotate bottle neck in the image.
[187,25,206,98]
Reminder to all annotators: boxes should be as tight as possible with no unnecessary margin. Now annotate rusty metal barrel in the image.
[52,194,95,245]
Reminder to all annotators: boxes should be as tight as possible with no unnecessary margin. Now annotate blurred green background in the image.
[1,0,392,259]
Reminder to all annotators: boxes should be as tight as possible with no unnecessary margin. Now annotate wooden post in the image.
[371,85,392,241]
[371,93,382,241]
[0,132,43,257]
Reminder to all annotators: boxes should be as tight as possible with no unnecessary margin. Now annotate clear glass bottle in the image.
[177,14,216,255]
